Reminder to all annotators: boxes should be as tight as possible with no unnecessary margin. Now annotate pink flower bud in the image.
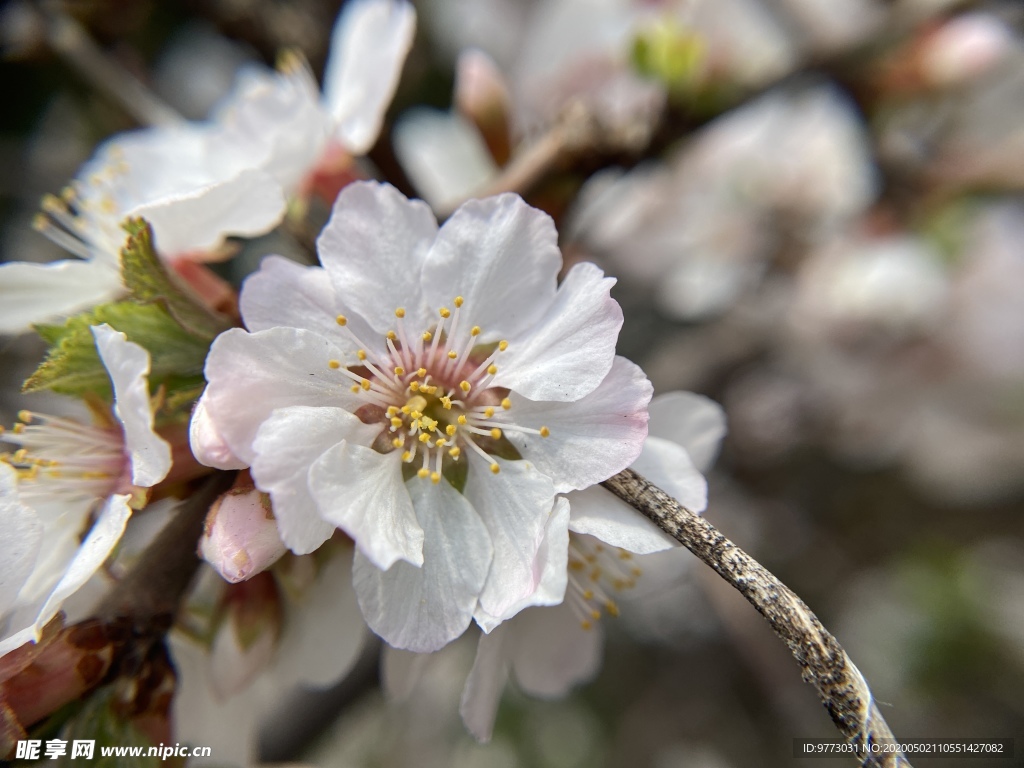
[455,49,512,165]
[201,484,286,584]
[921,13,1014,87]
[190,395,247,470]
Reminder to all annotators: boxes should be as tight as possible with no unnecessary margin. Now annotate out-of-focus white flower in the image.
[194,181,651,652]
[170,547,367,767]
[453,392,726,741]
[0,0,416,335]
[0,324,172,657]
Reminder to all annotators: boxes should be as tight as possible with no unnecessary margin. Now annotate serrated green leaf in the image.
[24,302,211,398]
[120,218,230,340]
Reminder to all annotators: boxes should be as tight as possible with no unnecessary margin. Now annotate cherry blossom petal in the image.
[202,327,358,465]
[474,496,570,632]
[465,455,556,626]
[353,478,492,652]
[509,601,603,698]
[649,393,727,473]
[0,466,43,619]
[92,324,172,488]
[308,442,424,570]
[393,109,499,210]
[566,485,675,554]
[190,395,247,470]
[423,194,561,341]
[132,169,287,257]
[505,356,651,493]
[633,436,709,514]
[251,406,378,555]
[492,262,622,401]
[323,0,417,154]
[460,625,510,743]
[317,182,438,335]
[0,260,121,334]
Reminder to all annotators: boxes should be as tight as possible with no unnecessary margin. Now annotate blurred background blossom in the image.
[2,0,1023,764]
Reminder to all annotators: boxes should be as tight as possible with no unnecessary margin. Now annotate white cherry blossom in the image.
[0,324,172,656]
[195,181,651,652]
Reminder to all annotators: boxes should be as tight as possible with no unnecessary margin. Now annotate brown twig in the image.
[602,468,911,768]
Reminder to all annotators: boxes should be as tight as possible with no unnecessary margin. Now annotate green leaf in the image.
[120,218,230,340]
[24,302,211,398]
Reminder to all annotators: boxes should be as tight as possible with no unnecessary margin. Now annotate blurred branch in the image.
[602,468,912,768]
[37,0,183,127]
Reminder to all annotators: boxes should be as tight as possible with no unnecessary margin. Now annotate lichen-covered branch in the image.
[602,468,911,768]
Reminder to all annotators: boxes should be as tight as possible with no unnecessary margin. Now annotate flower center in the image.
[567,535,644,630]
[0,410,129,503]
[328,297,549,485]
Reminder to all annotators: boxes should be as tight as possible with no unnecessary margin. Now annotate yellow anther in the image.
[402,451,412,462]
[498,340,508,351]
[17,410,32,423]
[582,589,594,600]
[590,569,602,581]
[470,326,481,336]
[422,331,432,342]
[395,307,406,318]
[410,411,422,420]
[484,407,495,418]
[435,438,446,447]
[447,350,458,359]
[457,415,468,425]
[631,567,643,577]
[501,398,512,410]
[569,561,585,572]
[401,405,411,415]
[387,406,399,417]
[391,417,404,429]
[426,385,438,394]
[590,609,601,620]
[439,307,451,318]
[417,368,427,377]
[540,426,551,438]
[360,380,371,391]
[417,467,430,478]
[328,360,341,369]
[336,315,348,326]
[490,463,500,474]
[418,433,430,444]
[490,428,502,440]
[454,296,464,308]
[386,330,397,340]
[421,416,438,432]
[409,381,420,392]
[394,366,405,376]
[430,471,441,484]
[448,446,461,459]
[440,396,452,410]
[618,551,633,560]
[357,350,367,361]
[445,424,457,436]
[605,601,620,617]
[487,364,498,375]
[351,385,360,393]
[459,380,471,392]
[581,620,593,631]
[392,437,404,448]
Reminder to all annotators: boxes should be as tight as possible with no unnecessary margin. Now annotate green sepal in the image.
[120,218,230,339]
[48,686,159,767]
[24,302,210,398]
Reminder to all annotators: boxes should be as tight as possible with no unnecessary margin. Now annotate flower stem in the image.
[601,468,912,768]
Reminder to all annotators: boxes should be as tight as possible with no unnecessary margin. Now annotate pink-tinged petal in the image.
[202,327,359,465]
[308,442,423,570]
[352,478,492,652]
[190,395,247,470]
[423,194,561,342]
[508,602,603,698]
[34,494,132,637]
[272,548,368,688]
[492,262,622,401]
[251,406,378,555]
[505,356,652,493]
[632,436,708,514]
[381,646,431,699]
[91,324,172,488]
[460,625,510,743]
[649,392,727,473]
[0,466,43,619]
[200,486,286,583]
[0,260,121,334]
[474,496,570,632]
[566,485,675,554]
[465,455,556,626]
[323,0,417,154]
[393,109,499,210]
[131,169,287,257]
[317,181,438,335]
